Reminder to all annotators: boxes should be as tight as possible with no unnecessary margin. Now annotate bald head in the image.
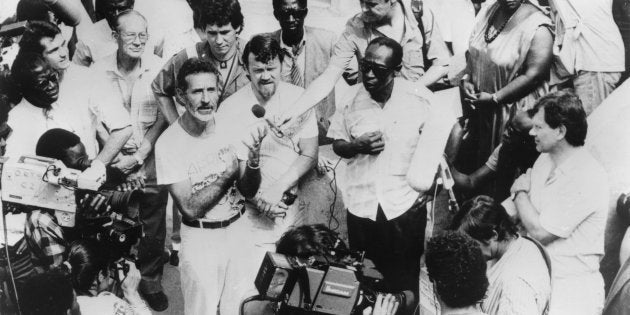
[113,10,147,32]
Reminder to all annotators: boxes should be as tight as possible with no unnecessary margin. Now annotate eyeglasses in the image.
[118,32,149,42]
[359,60,396,78]
[276,8,308,19]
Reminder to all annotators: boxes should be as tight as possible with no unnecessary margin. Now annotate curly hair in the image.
[242,33,284,69]
[451,195,519,242]
[425,231,488,308]
[531,90,587,147]
[195,0,244,31]
[276,224,347,259]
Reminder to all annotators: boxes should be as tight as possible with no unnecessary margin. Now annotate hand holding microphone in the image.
[251,104,284,138]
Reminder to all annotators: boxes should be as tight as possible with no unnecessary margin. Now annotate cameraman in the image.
[241,224,407,315]
[64,239,150,315]
[24,128,134,272]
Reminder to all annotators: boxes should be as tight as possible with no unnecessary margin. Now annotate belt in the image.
[182,205,246,229]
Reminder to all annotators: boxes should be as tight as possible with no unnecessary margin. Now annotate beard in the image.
[256,82,277,101]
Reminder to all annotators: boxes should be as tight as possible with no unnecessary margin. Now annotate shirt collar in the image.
[201,38,246,66]
[279,28,307,51]
[552,147,589,176]
[101,52,151,78]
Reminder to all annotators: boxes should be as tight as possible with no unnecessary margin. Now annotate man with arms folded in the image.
[89,10,169,311]
[507,90,609,315]
[216,33,318,315]
[327,37,448,314]
[154,58,265,315]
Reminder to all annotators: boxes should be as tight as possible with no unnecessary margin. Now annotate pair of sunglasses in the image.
[359,60,396,78]
[275,8,308,19]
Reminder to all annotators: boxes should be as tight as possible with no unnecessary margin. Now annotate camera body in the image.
[0,155,142,260]
[255,251,400,315]
[0,155,104,226]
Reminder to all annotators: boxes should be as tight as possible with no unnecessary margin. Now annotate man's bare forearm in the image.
[95,126,132,164]
[276,138,318,192]
[418,65,448,87]
[136,113,168,160]
[155,94,180,124]
[514,192,555,245]
[284,66,343,120]
[332,139,359,159]
[179,174,236,220]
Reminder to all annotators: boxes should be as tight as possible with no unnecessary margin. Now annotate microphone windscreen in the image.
[251,104,265,118]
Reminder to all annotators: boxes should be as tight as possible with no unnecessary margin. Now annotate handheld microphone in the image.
[251,104,284,138]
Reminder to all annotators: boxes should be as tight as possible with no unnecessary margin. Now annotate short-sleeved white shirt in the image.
[327,78,435,220]
[551,0,625,73]
[155,119,244,221]
[5,100,74,159]
[529,148,609,279]
[56,64,100,159]
[217,82,317,192]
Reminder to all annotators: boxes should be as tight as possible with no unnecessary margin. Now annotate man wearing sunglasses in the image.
[279,0,448,127]
[327,37,437,314]
[269,0,337,145]
[88,10,169,311]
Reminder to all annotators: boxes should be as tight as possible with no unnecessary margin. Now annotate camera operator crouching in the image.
[20,239,150,315]
[241,224,412,315]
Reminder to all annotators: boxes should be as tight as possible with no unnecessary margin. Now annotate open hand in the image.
[363,294,400,315]
[242,122,267,164]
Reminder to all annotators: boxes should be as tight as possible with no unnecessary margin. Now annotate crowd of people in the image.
[1,0,630,314]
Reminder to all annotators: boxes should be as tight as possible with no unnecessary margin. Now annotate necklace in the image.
[484,2,523,43]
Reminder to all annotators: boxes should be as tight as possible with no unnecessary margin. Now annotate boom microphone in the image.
[251,104,284,138]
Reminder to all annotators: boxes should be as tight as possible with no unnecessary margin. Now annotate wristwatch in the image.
[132,153,144,166]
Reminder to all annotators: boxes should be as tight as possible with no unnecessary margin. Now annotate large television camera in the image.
[254,251,406,315]
[0,155,142,260]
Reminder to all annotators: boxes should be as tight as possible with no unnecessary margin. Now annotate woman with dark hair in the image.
[64,240,150,315]
[460,0,553,169]
[452,195,551,315]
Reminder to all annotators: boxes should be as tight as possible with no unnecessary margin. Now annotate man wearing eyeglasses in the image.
[327,37,438,314]
[88,10,169,312]
[73,0,165,67]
